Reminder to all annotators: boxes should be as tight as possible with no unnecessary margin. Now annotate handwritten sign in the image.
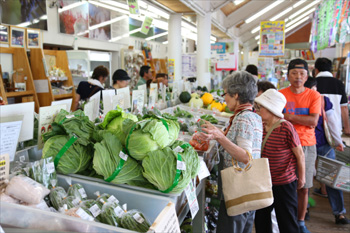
[148,202,180,233]
[102,90,116,114]
[51,99,72,112]
[0,118,22,161]
[149,83,158,109]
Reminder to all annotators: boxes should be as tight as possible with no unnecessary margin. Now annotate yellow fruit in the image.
[221,103,227,112]
[210,101,223,112]
[201,93,213,105]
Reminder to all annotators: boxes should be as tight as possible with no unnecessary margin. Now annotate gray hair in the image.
[222,71,258,104]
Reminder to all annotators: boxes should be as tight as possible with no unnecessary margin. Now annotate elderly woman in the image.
[200,71,263,233]
[253,89,305,233]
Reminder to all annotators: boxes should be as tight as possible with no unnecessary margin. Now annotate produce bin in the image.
[0,174,172,233]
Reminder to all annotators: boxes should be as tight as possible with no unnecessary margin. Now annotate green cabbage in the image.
[93,131,152,188]
[98,107,138,146]
[142,146,192,194]
[42,135,93,174]
[170,140,200,179]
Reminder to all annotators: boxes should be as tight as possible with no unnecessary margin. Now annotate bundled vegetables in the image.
[190,133,210,151]
[99,203,125,227]
[173,107,193,119]
[200,114,218,124]
[50,185,68,210]
[120,210,151,232]
[28,157,57,188]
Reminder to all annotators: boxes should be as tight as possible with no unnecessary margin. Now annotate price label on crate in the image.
[46,162,55,174]
[176,160,186,171]
[76,208,94,221]
[89,204,101,218]
[133,213,145,224]
[114,206,124,217]
[173,146,184,153]
[184,181,199,218]
[119,151,128,161]
[197,160,210,181]
[107,195,119,205]
[78,188,87,199]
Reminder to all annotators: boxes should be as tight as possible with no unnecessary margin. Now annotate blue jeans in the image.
[317,143,346,215]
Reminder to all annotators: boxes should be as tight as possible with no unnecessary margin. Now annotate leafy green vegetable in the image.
[42,135,94,174]
[174,107,193,119]
[120,210,151,232]
[98,203,123,227]
[142,147,192,194]
[49,186,67,210]
[98,107,138,146]
[93,131,151,187]
[170,140,200,179]
[67,183,87,201]
[200,114,218,124]
[29,157,57,188]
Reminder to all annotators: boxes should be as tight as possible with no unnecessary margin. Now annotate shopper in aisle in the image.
[72,65,109,111]
[279,59,321,233]
[257,81,276,96]
[304,78,349,225]
[200,71,263,233]
[314,57,350,136]
[245,64,259,81]
[254,89,305,233]
[112,69,131,89]
[134,65,152,89]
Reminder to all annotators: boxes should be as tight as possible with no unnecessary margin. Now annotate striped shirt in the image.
[262,120,301,185]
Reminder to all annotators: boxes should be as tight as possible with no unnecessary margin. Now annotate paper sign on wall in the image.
[127,0,140,14]
[148,202,180,233]
[38,104,66,149]
[0,102,34,142]
[184,181,199,218]
[149,83,158,108]
[138,84,147,105]
[0,116,22,161]
[141,16,153,35]
[102,90,116,114]
[51,99,72,112]
[131,90,144,114]
[117,87,131,109]
[0,154,10,189]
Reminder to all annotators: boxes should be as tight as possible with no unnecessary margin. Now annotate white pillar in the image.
[168,14,182,82]
[196,11,211,89]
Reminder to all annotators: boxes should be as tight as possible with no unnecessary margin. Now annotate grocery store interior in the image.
[0,0,350,232]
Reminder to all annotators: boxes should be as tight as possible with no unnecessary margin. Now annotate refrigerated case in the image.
[66,50,113,88]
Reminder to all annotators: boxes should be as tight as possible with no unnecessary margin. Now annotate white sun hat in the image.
[254,89,286,118]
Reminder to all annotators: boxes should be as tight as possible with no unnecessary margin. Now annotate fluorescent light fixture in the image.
[245,0,285,24]
[129,14,146,22]
[89,1,130,15]
[255,35,260,40]
[109,28,141,42]
[147,5,169,19]
[286,8,315,27]
[210,36,217,42]
[162,41,168,44]
[138,0,148,8]
[289,0,319,19]
[233,0,245,5]
[285,16,309,32]
[270,7,292,21]
[59,1,86,13]
[251,26,260,34]
[103,0,129,10]
[257,41,260,45]
[89,15,128,30]
[293,0,307,8]
[145,32,168,40]
[0,31,7,35]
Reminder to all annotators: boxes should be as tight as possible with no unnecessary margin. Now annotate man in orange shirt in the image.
[279,59,321,233]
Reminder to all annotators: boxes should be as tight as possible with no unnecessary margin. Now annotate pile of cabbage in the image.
[41,107,200,194]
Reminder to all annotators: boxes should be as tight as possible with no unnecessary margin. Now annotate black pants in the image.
[255,180,299,233]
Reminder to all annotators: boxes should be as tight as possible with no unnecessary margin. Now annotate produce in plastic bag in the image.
[66,180,87,201]
[64,206,94,221]
[29,157,56,188]
[79,199,102,218]
[5,175,50,204]
[95,192,120,209]
[49,179,68,210]
[98,202,125,227]
[189,133,209,151]
[23,199,51,211]
[0,193,20,204]
[120,210,151,233]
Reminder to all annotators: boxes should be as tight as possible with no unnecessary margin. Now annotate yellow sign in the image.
[259,21,285,57]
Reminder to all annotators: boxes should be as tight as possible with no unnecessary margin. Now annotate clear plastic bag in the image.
[189,132,210,151]
[120,209,151,233]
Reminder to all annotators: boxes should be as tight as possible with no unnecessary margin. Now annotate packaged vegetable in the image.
[98,202,125,227]
[23,199,51,211]
[64,206,94,221]
[67,183,87,201]
[5,175,50,204]
[95,192,120,209]
[29,157,56,188]
[120,210,151,233]
[49,185,68,210]
[189,133,210,151]
[200,115,218,124]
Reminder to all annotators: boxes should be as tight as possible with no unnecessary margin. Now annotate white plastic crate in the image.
[316,156,350,192]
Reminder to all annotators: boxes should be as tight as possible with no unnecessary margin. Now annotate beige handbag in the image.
[220,120,285,216]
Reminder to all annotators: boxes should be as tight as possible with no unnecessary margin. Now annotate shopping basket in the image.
[315,146,350,192]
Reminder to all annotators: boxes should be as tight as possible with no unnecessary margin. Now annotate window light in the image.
[245,0,285,24]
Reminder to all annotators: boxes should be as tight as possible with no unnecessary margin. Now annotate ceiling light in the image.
[289,0,319,19]
[251,26,260,34]
[109,28,142,42]
[245,0,285,24]
[58,1,86,13]
[285,16,309,33]
[145,32,168,40]
[163,41,168,44]
[89,1,130,15]
[233,0,245,5]
[211,36,217,42]
[103,0,129,10]
[255,35,260,40]
[286,8,315,27]
[89,15,128,30]
[270,7,292,21]
[293,0,307,8]
[257,41,260,45]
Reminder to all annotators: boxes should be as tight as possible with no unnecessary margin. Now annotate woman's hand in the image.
[200,121,225,141]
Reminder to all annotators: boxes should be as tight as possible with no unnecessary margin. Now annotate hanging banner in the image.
[259,21,285,57]
[127,0,140,14]
[140,17,153,35]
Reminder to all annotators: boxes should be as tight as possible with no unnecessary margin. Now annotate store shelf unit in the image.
[0,47,40,112]
[30,48,75,109]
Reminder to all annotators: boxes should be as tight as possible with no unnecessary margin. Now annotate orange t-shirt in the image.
[279,87,321,146]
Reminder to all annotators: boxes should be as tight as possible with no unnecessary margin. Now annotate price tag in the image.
[119,151,128,161]
[184,181,199,218]
[173,146,184,153]
[66,115,75,119]
[46,162,55,174]
[78,188,87,199]
[0,154,9,189]
[114,206,124,217]
[89,204,101,217]
[107,195,119,204]
[176,160,186,171]
[197,160,210,181]
[76,208,94,221]
[72,198,80,206]
[133,213,145,224]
